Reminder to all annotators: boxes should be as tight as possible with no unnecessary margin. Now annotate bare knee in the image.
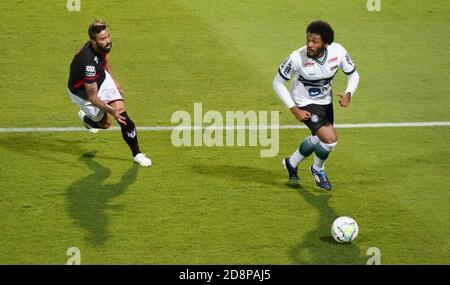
[321,136,338,144]
[109,100,126,115]
[316,124,338,144]
[316,132,338,144]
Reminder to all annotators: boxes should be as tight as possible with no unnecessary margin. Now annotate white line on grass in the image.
[0,122,449,133]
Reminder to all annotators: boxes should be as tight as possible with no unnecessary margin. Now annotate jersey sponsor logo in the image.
[330,65,338,71]
[280,59,292,76]
[311,114,319,123]
[85,65,96,77]
[327,57,338,63]
[345,53,354,66]
[304,61,315,67]
[308,87,322,97]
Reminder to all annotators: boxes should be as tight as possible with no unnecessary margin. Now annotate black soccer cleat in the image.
[282,158,299,183]
[310,166,332,191]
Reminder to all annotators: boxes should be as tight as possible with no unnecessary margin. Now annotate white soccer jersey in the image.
[278,43,356,106]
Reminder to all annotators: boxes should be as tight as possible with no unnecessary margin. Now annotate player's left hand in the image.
[337,92,352,107]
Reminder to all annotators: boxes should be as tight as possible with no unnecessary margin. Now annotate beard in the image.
[307,46,326,58]
[98,41,112,54]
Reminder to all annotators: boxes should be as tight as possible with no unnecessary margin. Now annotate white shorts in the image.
[68,71,123,122]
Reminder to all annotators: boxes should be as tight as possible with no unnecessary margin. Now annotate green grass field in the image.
[0,0,449,264]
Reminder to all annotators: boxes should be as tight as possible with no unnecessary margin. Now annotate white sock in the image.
[289,149,304,167]
[312,156,326,171]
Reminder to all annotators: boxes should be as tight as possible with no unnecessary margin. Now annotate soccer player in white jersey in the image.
[272,20,360,191]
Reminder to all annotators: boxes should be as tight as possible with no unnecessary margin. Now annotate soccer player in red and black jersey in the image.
[68,20,151,167]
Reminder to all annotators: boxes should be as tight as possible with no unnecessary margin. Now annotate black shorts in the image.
[299,103,334,135]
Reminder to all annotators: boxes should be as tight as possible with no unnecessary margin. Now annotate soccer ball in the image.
[331,216,358,243]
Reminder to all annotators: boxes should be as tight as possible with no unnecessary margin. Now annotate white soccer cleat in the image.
[87,127,100,133]
[78,110,99,133]
[133,153,152,167]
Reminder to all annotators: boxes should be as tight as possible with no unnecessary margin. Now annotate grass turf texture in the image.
[0,128,449,264]
[0,0,449,264]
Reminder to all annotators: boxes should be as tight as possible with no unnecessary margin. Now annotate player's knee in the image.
[320,136,337,144]
[117,107,126,115]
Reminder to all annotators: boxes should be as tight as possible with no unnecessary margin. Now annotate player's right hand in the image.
[337,92,352,107]
[290,106,311,122]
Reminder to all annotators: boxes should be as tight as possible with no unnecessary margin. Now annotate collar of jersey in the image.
[311,48,328,65]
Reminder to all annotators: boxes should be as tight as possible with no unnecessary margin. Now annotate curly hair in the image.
[306,20,334,44]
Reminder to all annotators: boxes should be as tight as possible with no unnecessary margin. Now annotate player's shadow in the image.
[192,163,362,264]
[65,150,139,247]
[0,135,128,164]
[288,184,363,264]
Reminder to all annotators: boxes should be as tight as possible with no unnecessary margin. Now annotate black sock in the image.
[83,116,101,128]
[118,112,141,157]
